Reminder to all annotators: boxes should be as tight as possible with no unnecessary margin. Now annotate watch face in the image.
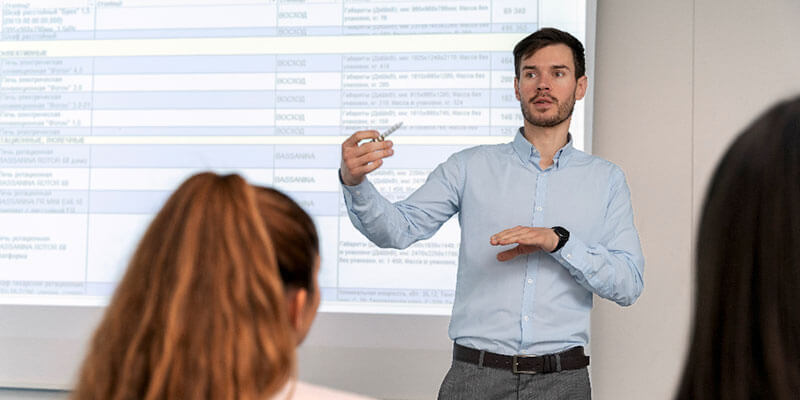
[551,226,569,253]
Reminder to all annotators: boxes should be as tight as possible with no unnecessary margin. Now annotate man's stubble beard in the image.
[520,90,577,128]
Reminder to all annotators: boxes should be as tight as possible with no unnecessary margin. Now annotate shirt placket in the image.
[519,163,549,353]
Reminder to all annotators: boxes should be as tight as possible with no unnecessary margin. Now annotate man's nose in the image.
[536,78,551,92]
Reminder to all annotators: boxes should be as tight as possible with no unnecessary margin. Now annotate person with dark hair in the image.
[676,96,800,400]
[71,172,372,400]
[339,27,644,399]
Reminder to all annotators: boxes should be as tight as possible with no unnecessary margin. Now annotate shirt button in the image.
[523,315,529,321]
[527,278,533,284]
[566,254,572,259]
[355,191,361,195]
[535,206,542,211]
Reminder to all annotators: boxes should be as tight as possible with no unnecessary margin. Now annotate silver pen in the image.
[372,122,403,142]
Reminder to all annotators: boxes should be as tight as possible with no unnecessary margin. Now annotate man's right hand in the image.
[340,130,394,186]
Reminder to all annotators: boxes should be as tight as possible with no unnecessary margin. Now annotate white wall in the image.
[591,0,800,399]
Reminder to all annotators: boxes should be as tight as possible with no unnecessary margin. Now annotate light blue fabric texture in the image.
[342,129,644,356]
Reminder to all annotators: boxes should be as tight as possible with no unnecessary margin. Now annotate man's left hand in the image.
[490,226,559,261]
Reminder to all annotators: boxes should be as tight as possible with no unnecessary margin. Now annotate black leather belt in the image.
[453,343,589,374]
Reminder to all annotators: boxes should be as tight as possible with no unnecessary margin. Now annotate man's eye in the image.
[555,71,565,77]
[526,72,537,78]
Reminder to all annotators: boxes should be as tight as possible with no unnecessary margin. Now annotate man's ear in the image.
[287,288,308,333]
[575,75,588,101]
[514,76,521,101]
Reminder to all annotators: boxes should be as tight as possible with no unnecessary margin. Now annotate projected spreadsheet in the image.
[0,1,586,314]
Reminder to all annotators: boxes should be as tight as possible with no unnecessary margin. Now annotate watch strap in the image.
[550,226,570,253]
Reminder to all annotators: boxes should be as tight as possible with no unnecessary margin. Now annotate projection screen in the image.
[0,0,593,390]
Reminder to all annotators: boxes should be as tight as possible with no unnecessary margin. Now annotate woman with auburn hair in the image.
[676,96,800,399]
[71,172,372,400]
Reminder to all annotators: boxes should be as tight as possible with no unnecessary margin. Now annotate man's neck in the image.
[522,120,571,169]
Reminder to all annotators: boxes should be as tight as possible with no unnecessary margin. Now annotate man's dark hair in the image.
[676,95,800,399]
[513,27,586,79]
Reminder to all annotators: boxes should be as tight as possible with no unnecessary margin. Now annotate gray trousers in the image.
[437,359,591,400]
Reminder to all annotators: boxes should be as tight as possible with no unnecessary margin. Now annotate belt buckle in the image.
[511,355,537,375]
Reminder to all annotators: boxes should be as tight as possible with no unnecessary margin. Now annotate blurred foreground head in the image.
[678,96,800,399]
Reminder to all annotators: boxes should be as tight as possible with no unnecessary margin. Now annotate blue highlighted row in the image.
[0,144,475,169]
[1,126,518,137]
[1,52,515,74]
[1,23,536,41]
[0,189,340,216]
[0,89,519,110]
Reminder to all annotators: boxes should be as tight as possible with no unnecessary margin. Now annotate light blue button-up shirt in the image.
[342,129,644,356]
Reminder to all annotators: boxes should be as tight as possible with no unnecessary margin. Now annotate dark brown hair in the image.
[513,27,586,79]
[71,172,318,400]
[676,96,800,399]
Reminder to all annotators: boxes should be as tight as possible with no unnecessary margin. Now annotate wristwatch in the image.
[550,226,570,253]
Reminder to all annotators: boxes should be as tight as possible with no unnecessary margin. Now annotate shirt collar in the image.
[512,127,575,170]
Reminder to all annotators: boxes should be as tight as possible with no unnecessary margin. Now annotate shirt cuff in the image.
[340,169,374,206]
[551,236,590,275]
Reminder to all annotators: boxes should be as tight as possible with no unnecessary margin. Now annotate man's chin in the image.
[528,114,563,128]
[524,108,574,128]
[521,104,573,128]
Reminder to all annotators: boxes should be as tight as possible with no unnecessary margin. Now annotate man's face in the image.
[514,44,587,128]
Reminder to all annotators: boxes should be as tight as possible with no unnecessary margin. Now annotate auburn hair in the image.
[72,172,318,400]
